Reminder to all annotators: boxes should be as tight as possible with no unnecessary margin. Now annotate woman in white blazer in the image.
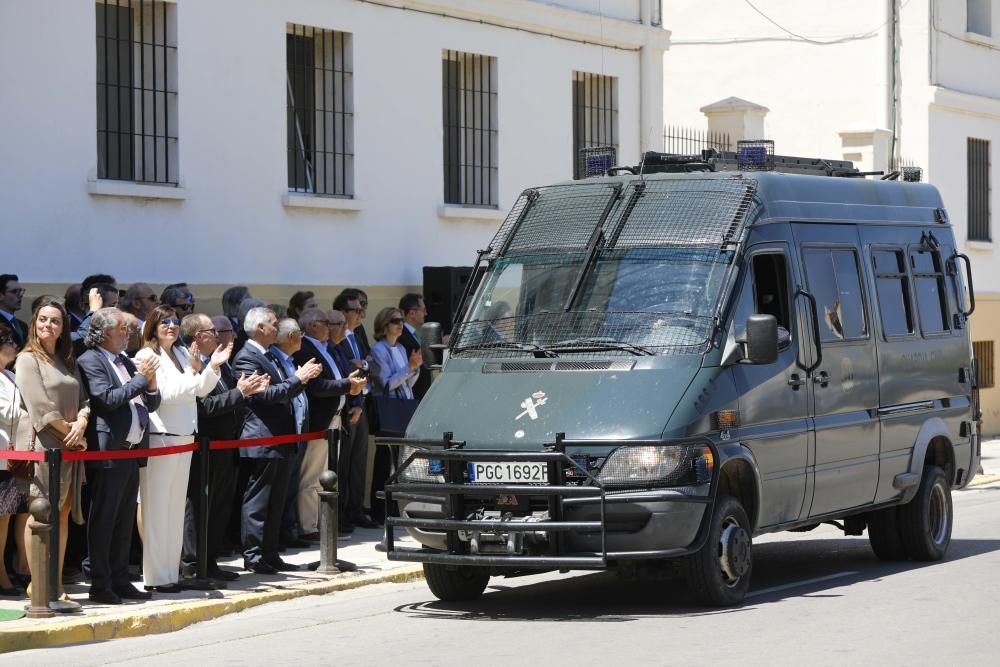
[134,306,227,592]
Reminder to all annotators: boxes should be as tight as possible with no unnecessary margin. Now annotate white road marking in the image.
[747,571,859,598]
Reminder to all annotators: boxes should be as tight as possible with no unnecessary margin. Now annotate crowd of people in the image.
[0,273,433,606]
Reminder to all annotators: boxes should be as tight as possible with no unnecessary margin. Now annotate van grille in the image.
[482,360,635,373]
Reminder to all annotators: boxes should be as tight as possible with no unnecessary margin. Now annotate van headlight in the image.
[398,446,446,484]
[597,445,710,488]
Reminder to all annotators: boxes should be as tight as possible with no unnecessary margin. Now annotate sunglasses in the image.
[197,327,217,335]
[172,302,194,310]
[342,307,361,313]
[312,320,330,326]
[160,318,181,327]
[388,317,404,325]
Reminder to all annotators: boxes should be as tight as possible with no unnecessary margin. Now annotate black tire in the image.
[899,465,952,561]
[685,496,753,607]
[867,507,907,561]
[423,563,490,602]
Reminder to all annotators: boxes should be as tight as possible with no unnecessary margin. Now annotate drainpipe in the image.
[639,0,664,153]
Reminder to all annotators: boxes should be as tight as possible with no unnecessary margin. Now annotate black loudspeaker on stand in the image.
[423,266,473,336]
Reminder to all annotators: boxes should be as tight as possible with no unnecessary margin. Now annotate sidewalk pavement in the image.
[2,439,999,653]
[0,527,423,654]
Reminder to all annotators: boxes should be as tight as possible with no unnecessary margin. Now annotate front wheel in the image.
[685,496,753,606]
[423,563,490,602]
[899,465,952,561]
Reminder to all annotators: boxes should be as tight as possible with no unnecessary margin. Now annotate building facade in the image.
[0,0,666,313]
[662,0,1000,434]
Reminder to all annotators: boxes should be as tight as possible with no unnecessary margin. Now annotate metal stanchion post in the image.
[46,448,60,605]
[326,427,338,474]
[185,434,220,590]
[25,498,54,619]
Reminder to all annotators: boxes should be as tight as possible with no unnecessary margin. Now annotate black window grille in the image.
[968,0,992,36]
[973,340,995,389]
[96,0,178,185]
[287,24,353,196]
[910,248,951,335]
[968,138,991,242]
[572,72,618,179]
[443,50,498,207]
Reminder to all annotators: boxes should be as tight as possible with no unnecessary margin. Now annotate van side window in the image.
[872,249,914,337]
[910,248,950,334]
[802,248,867,341]
[751,253,791,331]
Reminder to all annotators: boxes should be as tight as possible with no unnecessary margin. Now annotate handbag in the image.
[374,388,418,437]
[4,380,34,481]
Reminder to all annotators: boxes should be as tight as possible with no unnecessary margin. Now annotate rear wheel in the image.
[423,563,490,602]
[899,465,952,561]
[685,496,752,606]
[867,507,907,561]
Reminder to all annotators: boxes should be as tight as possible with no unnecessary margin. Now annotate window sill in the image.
[88,179,187,200]
[964,31,998,48]
[282,194,362,211]
[437,204,505,222]
[966,240,993,251]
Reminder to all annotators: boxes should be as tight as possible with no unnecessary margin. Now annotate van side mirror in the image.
[743,314,779,364]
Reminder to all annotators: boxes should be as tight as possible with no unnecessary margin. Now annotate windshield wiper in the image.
[456,341,558,358]
[547,337,656,356]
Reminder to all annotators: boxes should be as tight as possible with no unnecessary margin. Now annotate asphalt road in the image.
[16,483,1000,666]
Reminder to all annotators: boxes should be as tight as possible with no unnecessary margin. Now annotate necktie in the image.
[12,319,25,342]
[348,334,361,360]
[266,352,286,380]
[117,355,149,430]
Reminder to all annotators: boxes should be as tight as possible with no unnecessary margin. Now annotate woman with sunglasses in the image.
[135,305,227,592]
[370,307,422,401]
[14,297,89,605]
[0,323,30,595]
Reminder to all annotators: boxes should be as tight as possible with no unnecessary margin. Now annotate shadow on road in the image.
[393,537,1000,622]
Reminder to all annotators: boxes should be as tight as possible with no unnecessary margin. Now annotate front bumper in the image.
[377,435,719,569]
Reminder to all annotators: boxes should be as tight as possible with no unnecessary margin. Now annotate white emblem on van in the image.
[516,391,547,421]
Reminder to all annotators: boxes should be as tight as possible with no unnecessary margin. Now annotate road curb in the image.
[967,474,1000,488]
[0,565,425,654]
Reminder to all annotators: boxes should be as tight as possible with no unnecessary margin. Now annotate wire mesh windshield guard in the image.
[487,176,757,260]
[450,310,715,358]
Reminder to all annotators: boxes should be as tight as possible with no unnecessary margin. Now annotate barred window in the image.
[910,248,951,335]
[443,50,498,207]
[968,138,991,242]
[974,340,995,389]
[968,0,992,36]
[96,0,178,185]
[572,72,618,179]
[286,24,353,197]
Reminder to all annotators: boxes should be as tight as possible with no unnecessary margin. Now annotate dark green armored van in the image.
[379,148,980,606]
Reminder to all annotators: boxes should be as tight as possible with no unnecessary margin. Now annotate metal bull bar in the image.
[378,433,720,568]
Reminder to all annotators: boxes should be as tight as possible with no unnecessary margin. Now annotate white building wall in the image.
[0,0,662,289]
[662,0,888,160]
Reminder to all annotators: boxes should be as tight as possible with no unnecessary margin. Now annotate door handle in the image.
[813,370,831,387]
[787,373,807,388]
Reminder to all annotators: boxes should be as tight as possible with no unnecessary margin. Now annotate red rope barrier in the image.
[64,442,198,461]
[209,430,327,450]
[0,450,46,461]
[0,431,327,461]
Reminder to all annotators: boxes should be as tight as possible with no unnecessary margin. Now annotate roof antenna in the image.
[638,126,656,183]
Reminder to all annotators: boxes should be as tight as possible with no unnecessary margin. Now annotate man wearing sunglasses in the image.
[121,283,159,330]
[0,274,27,352]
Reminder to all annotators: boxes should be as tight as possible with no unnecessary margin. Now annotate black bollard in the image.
[308,470,357,573]
[25,498,54,619]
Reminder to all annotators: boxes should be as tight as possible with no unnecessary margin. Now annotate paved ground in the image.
[1,438,998,655]
[15,476,1000,666]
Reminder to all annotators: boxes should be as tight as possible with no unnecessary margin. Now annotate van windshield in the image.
[453,246,734,356]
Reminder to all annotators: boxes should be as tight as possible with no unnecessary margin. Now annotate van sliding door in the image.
[792,224,880,517]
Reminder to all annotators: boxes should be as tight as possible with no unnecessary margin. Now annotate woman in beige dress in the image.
[14,297,89,602]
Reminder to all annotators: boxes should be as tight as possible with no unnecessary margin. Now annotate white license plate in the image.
[469,462,549,484]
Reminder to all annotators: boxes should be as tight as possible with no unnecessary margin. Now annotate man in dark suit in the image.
[180,314,268,582]
[294,308,365,540]
[398,293,433,401]
[77,308,161,605]
[332,293,378,531]
[232,307,321,574]
[0,274,28,350]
